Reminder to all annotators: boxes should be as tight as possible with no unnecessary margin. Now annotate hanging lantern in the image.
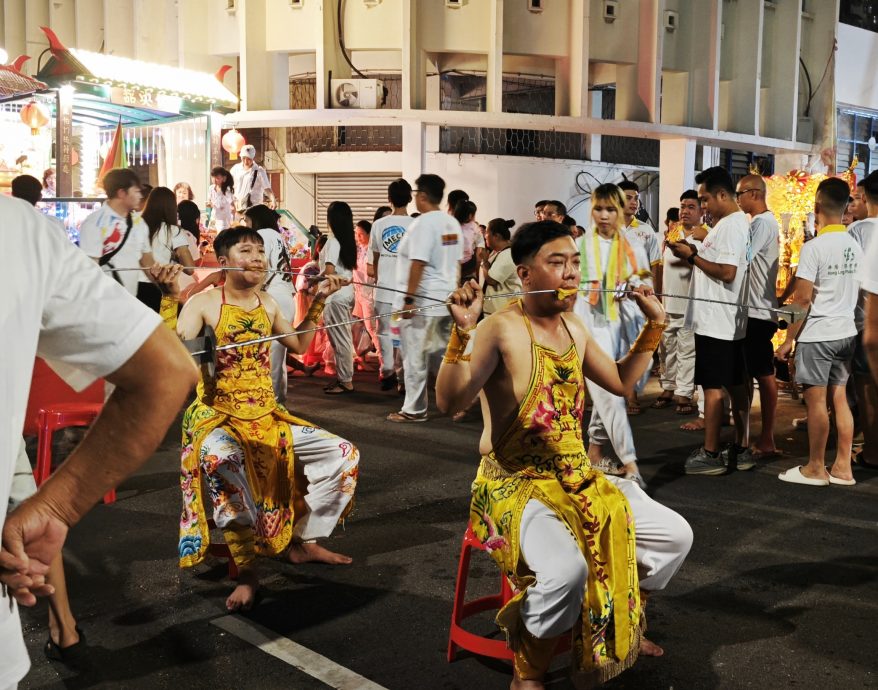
[222,128,245,160]
[20,100,50,135]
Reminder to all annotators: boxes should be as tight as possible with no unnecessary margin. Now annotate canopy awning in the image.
[36,26,237,121]
[0,65,46,101]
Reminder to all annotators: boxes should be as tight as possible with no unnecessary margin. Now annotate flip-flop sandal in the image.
[827,468,856,486]
[751,449,782,461]
[675,402,697,415]
[651,397,674,409]
[386,411,428,423]
[626,402,642,416]
[778,465,830,486]
[323,383,353,395]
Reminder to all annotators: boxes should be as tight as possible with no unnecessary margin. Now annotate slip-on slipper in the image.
[828,472,856,486]
[778,465,829,486]
[45,626,88,670]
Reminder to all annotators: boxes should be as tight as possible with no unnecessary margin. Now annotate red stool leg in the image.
[34,411,56,486]
[447,530,474,662]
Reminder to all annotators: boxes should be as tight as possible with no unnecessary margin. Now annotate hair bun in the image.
[505,219,515,228]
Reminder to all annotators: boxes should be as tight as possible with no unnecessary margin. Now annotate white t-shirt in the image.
[1,197,161,688]
[661,229,701,315]
[209,185,235,230]
[368,214,414,297]
[79,203,149,296]
[138,223,191,284]
[230,161,270,210]
[625,220,661,267]
[858,224,878,296]
[747,211,780,323]
[460,221,483,264]
[483,247,522,315]
[258,228,295,297]
[394,210,462,307]
[848,217,878,330]
[320,235,355,305]
[795,228,862,343]
[685,211,750,340]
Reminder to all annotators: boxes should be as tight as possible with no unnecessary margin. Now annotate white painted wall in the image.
[836,23,878,111]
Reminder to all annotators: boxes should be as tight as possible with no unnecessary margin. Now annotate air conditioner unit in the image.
[330,78,385,109]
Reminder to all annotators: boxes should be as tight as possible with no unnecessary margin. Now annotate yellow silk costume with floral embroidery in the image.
[178,298,310,568]
[470,303,641,685]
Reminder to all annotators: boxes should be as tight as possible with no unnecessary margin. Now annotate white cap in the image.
[240,144,256,159]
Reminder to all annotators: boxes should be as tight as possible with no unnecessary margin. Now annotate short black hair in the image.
[214,225,265,258]
[543,199,567,216]
[414,174,445,205]
[103,168,141,199]
[816,177,854,215]
[665,207,680,222]
[534,199,550,208]
[11,174,42,205]
[244,203,281,231]
[511,221,573,265]
[373,205,392,222]
[862,170,878,205]
[562,215,576,227]
[447,189,469,208]
[388,178,412,208]
[618,180,640,193]
[679,189,699,202]
[356,219,372,235]
[694,166,735,197]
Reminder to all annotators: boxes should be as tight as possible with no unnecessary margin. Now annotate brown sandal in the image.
[651,396,674,409]
[675,402,697,415]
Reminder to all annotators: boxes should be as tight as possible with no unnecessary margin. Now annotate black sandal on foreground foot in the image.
[45,626,88,670]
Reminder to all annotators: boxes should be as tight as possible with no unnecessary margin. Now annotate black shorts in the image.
[744,318,778,378]
[694,334,747,389]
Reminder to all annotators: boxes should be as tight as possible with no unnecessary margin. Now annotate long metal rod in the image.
[188,287,801,357]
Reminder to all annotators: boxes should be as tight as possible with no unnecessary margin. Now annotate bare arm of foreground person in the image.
[436,281,500,415]
[2,325,197,605]
[580,286,666,397]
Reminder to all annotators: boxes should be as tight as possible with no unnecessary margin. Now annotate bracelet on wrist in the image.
[443,324,474,364]
[306,300,326,324]
[629,319,667,354]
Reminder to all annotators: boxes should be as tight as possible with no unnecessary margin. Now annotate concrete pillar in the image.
[401,122,425,185]
[659,138,697,219]
[585,89,602,161]
[240,0,287,111]
[486,0,503,113]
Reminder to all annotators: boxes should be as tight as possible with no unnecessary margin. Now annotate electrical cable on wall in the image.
[338,0,366,79]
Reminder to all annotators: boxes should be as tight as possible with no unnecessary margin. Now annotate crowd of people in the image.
[5,154,878,690]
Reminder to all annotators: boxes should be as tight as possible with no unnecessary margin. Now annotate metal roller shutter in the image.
[315,173,401,232]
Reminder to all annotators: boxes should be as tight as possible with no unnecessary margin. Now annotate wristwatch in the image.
[686,247,698,265]
[403,296,416,305]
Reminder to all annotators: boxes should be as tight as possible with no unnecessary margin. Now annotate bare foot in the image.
[800,465,830,481]
[827,463,854,482]
[288,541,353,565]
[640,636,664,657]
[510,678,544,689]
[680,417,705,431]
[226,569,259,612]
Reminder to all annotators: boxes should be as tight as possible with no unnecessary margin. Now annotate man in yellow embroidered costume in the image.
[437,221,692,689]
[167,227,359,611]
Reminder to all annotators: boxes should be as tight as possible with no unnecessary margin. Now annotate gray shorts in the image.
[795,337,856,387]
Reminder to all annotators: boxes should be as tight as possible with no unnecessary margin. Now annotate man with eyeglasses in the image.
[540,200,566,223]
[735,174,780,464]
[533,199,550,220]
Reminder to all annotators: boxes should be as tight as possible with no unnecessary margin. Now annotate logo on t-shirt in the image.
[102,219,125,256]
[441,233,459,246]
[382,225,406,253]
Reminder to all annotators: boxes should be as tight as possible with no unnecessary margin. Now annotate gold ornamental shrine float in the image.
[763,161,858,294]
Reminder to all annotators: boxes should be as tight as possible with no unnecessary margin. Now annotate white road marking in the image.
[212,614,389,690]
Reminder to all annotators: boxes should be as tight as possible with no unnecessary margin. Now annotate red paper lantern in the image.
[222,128,245,160]
[20,100,49,135]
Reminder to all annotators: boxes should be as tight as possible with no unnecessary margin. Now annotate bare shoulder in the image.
[561,311,590,351]
[185,289,219,314]
[481,306,526,346]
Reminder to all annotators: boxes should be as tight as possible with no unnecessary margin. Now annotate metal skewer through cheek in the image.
[185,286,803,368]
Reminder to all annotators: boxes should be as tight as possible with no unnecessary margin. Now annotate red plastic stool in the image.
[206,518,239,579]
[447,524,516,662]
[448,523,573,664]
[34,403,116,505]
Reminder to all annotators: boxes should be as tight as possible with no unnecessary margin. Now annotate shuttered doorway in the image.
[314,173,401,232]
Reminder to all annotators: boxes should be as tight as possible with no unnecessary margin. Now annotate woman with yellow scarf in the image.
[574,184,653,488]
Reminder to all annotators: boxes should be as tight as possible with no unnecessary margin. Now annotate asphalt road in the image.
[18,368,878,690]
